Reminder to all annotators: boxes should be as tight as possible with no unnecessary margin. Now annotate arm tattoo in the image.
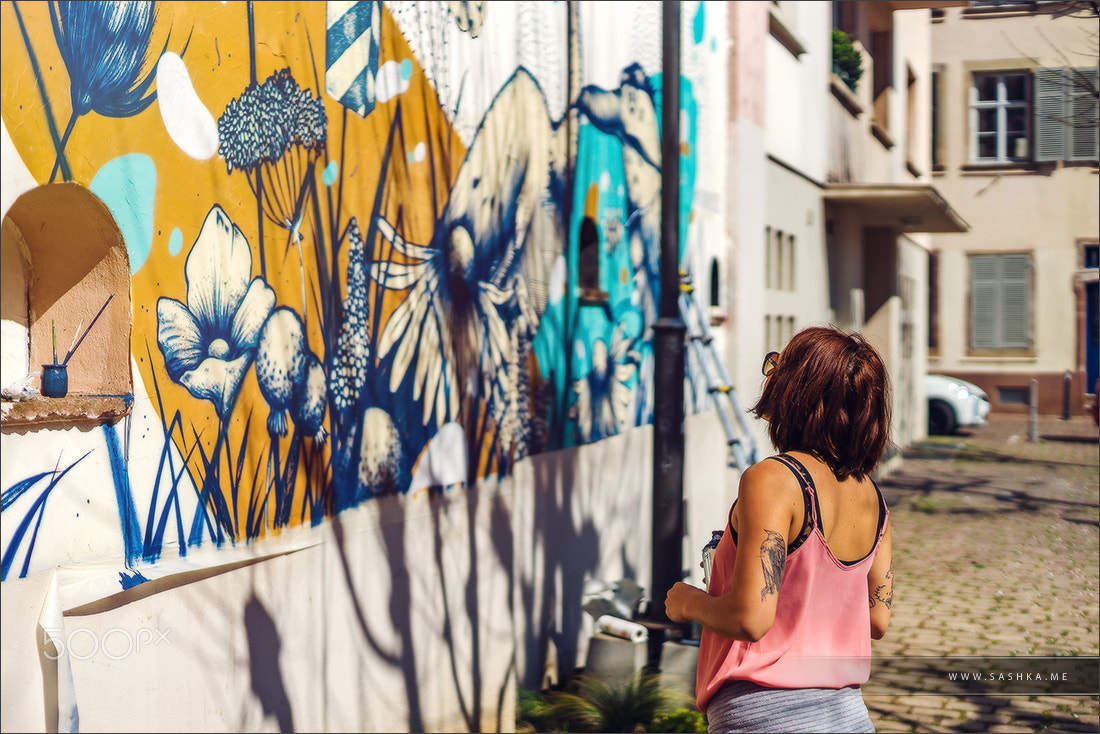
[870,562,894,610]
[759,529,786,602]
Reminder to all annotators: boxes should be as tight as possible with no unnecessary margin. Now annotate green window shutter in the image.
[969,254,1031,350]
[1068,67,1099,162]
[970,255,999,349]
[1034,68,1065,163]
[1000,254,1030,348]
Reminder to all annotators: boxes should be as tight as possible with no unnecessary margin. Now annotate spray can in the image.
[702,530,724,588]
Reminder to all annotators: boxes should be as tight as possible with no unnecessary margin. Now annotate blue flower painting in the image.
[45,0,187,181]
[156,205,275,419]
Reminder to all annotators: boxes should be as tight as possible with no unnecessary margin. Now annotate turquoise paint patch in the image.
[323,160,338,186]
[400,58,413,81]
[651,73,698,262]
[169,228,183,256]
[89,154,156,275]
[693,2,706,45]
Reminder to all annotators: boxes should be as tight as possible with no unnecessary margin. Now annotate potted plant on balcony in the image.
[832,29,863,92]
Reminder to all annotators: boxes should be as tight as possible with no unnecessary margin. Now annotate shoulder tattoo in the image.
[760,529,786,601]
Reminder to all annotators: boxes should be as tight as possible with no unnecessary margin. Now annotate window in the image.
[928,251,940,352]
[766,229,796,292]
[905,65,918,174]
[1035,67,1099,163]
[709,259,720,308]
[997,386,1029,405]
[931,68,944,169]
[775,229,784,290]
[968,67,1098,165]
[577,183,604,301]
[578,215,600,297]
[1085,244,1099,270]
[969,254,1031,350]
[871,30,893,132]
[969,72,1030,163]
[766,227,788,291]
[787,234,796,292]
[967,1,1033,11]
[707,258,726,326]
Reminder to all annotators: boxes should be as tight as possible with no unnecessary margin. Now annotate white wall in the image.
[2,405,738,732]
[3,483,516,733]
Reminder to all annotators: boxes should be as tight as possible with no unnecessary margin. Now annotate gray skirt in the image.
[705,679,875,733]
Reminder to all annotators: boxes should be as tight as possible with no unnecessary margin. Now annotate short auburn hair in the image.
[752,326,892,481]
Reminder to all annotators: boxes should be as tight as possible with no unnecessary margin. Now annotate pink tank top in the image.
[695,454,889,712]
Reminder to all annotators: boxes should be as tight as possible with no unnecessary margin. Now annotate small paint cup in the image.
[41,364,68,398]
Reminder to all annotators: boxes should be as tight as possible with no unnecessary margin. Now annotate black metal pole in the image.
[647,0,686,644]
[1063,370,1072,420]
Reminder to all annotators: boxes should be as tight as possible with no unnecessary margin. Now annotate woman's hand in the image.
[665,581,707,624]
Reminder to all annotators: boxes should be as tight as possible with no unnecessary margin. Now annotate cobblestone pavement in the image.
[865,412,1099,733]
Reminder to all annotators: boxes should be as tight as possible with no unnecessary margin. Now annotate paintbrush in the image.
[63,292,114,366]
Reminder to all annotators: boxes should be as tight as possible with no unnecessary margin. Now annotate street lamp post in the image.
[646,0,687,661]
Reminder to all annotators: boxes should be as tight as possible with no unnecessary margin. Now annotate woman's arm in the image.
[664,460,799,641]
[867,519,893,639]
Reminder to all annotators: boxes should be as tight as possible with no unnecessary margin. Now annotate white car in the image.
[926,374,991,435]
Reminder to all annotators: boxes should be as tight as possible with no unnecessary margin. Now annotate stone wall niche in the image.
[1,183,132,426]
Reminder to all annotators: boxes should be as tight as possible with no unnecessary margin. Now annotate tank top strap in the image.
[767,454,819,551]
[770,453,822,528]
[868,477,890,543]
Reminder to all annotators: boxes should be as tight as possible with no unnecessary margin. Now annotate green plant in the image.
[545,671,686,733]
[517,671,703,732]
[651,708,708,733]
[517,687,561,733]
[831,29,863,92]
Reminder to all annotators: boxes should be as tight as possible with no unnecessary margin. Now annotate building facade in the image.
[928,1,1099,417]
[718,0,966,459]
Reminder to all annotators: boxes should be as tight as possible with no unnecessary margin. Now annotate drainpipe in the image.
[646,0,685,646]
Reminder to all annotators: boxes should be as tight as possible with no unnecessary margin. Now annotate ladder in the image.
[678,272,759,472]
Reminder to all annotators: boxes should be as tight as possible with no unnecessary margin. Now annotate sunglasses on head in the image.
[762,351,779,377]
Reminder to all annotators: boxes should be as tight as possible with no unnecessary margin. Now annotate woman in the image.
[665,326,895,733]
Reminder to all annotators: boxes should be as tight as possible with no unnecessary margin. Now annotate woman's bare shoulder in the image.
[739,456,801,497]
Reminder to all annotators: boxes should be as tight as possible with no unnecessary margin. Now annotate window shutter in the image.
[1034,68,1065,163]
[1000,254,1030,348]
[970,256,999,349]
[969,254,1031,350]
[1068,67,1099,162]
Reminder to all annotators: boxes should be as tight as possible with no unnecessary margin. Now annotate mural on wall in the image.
[1,0,708,587]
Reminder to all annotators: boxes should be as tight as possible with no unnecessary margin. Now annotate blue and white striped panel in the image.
[325,1,381,118]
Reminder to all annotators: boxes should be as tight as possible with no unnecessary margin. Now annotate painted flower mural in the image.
[255,306,327,442]
[46,0,186,181]
[156,205,276,418]
[217,66,328,283]
[570,319,640,443]
[331,218,372,420]
[369,68,567,475]
[0,0,711,588]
